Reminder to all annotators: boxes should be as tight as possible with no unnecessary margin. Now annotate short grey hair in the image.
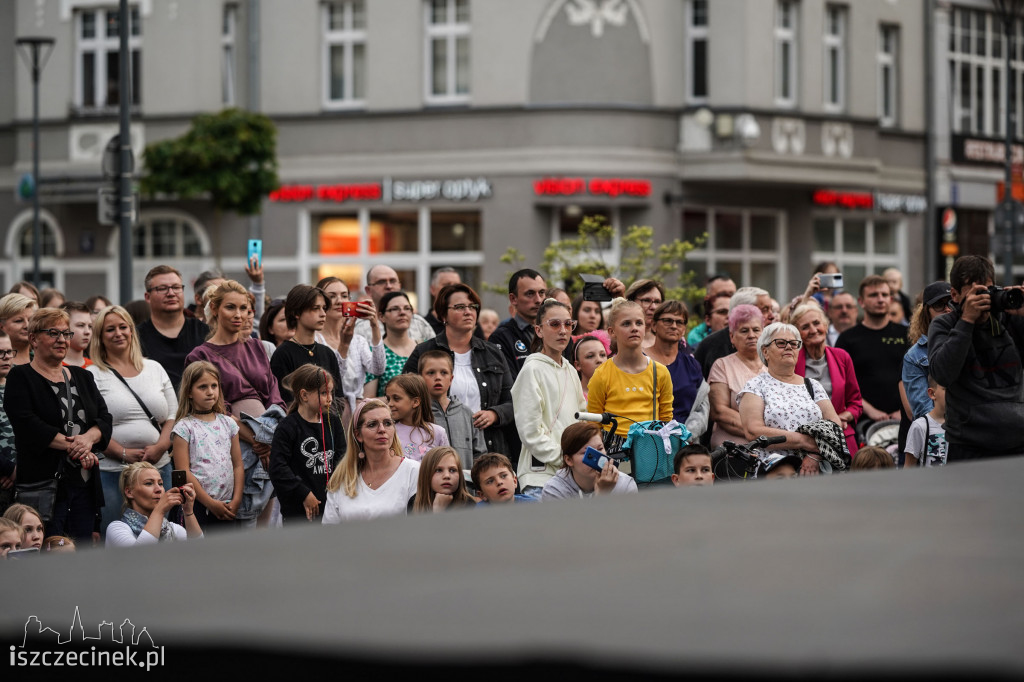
[730,287,769,309]
[430,267,459,288]
[790,301,826,328]
[757,322,800,364]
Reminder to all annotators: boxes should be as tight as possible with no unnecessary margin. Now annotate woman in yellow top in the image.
[586,298,673,452]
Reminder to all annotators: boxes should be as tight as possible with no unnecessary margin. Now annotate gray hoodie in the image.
[431,394,486,470]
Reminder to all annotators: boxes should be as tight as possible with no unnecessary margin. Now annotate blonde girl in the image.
[171,361,243,531]
[411,446,476,512]
[586,298,673,450]
[385,373,448,461]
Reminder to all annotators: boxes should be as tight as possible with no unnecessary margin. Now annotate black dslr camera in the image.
[987,285,1024,313]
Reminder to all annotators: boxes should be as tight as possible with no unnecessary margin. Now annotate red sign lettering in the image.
[533,177,652,197]
[269,183,382,203]
[811,189,873,210]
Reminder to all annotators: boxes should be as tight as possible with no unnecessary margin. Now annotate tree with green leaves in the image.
[486,214,706,306]
[141,107,279,217]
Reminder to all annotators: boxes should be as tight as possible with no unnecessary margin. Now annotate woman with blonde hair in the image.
[0,293,37,366]
[106,461,202,547]
[586,298,673,452]
[322,398,419,523]
[88,305,178,534]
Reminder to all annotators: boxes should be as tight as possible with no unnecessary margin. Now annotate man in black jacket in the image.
[928,255,1024,460]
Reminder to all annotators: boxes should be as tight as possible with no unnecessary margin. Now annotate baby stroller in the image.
[861,419,901,466]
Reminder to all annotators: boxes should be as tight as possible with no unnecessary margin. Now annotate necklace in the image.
[194,408,215,415]
[290,338,315,357]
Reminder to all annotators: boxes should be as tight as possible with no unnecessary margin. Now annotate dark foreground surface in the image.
[3,458,1022,680]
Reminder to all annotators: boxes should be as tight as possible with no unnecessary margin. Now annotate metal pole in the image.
[30,44,41,289]
[924,0,938,283]
[118,0,133,303]
[1005,12,1015,285]
[248,0,262,241]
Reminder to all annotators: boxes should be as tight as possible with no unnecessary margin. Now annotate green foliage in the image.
[484,214,706,303]
[140,108,279,216]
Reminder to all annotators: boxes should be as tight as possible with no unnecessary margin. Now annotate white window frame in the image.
[221,4,237,107]
[949,8,1022,138]
[130,213,208,259]
[687,0,708,103]
[299,206,485,305]
[74,5,142,112]
[424,0,471,105]
[878,24,898,127]
[823,5,846,113]
[775,0,798,108]
[322,0,367,109]
[810,214,907,284]
[682,207,787,296]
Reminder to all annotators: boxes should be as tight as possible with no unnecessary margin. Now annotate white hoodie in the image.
[511,352,586,489]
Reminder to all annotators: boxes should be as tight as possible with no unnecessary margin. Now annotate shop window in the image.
[132,216,203,258]
[811,215,905,291]
[369,212,419,253]
[431,211,481,250]
[682,207,783,295]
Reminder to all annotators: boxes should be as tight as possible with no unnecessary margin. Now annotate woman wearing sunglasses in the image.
[737,323,843,476]
[510,298,586,494]
[402,283,514,456]
[4,308,112,541]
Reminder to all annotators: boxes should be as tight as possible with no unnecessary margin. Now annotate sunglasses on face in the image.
[539,319,577,331]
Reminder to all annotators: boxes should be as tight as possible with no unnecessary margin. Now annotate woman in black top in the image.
[3,308,111,541]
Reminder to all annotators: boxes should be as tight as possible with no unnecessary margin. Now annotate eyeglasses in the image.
[362,419,395,430]
[448,303,480,313]
[148,284,184,295]
[370,278,400,288]
[385,305,414,315]
[539,319,577,331]
[637,297,662,307]
[41,329,75,340]
[769,339,802,350]
[656,317,687,327]
[0,349,17,359]
[929,299,952,313]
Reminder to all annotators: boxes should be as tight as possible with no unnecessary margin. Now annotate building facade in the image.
[1,0,931,309]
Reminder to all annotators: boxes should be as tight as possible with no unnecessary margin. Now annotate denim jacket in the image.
[902,335,932,419]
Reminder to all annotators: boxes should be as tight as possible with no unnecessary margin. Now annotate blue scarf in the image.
[121,508,177,542]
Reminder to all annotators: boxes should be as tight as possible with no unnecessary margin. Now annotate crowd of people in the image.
[0,253,1021,556]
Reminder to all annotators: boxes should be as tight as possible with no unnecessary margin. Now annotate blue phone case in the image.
[247,239,262,267]
[582,446,611,471]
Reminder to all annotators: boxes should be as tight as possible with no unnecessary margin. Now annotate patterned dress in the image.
[366,345,410,398]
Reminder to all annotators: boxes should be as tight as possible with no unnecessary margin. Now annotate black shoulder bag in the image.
[109,368,162,436]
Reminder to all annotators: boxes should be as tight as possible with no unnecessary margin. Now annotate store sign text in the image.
[534,177,652,198]
[268,177,491,204]
[812,189,926,214]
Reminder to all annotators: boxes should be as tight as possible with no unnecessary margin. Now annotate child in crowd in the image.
[671,444,714,487]
[513,298,587,494]
[0,330,16,514]
[42,536,76,553]
[573,335,607,401]
[851,446,896,471]
[385,373,449,461]
[904,375,948,468]
[759,453,802,479]
[478,308,500,340]
[410,446,477,512]
[3,503,43,549]
[171,361,243,531]
[419,350,485,469]
[471,453,535,504]
[541,422,637,499]
[269,366,345,522]
[62,301,93,368]
[0,517,22,558]
[270,285,344,405]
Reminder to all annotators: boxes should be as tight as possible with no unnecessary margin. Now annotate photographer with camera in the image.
[928,256,1024,461]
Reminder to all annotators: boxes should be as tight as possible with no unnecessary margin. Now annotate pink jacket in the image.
[795,346,863,456]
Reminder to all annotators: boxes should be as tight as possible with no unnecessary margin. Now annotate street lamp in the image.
[994,0,1024,284]
[15,36,55,289]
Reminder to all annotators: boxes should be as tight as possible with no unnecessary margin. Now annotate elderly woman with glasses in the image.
[3,308,112,541]
[737,322,843,476]
[646,300,708,438]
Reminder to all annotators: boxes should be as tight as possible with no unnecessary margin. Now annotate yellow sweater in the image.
[586,357,673,436]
